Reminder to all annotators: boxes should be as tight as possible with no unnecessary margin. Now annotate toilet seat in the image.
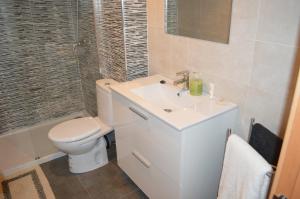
[49,117,101,143]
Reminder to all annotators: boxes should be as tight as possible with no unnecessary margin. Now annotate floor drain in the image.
[164,109,172,113]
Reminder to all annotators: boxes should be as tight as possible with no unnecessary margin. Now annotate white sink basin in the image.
[131,83,195,112]
[110,75,237,130]
[131,82,236,117]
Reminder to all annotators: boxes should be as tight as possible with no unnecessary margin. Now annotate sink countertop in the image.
[110,75,238,131]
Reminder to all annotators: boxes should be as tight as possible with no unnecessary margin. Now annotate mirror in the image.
[165,0,233,43]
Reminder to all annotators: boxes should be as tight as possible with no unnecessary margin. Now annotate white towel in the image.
[218,134,273,199]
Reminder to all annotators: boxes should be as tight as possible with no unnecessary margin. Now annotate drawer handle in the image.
[132,151,151,168]
[129,107,148,120]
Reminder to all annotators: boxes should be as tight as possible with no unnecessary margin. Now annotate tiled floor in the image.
[41,144,148,199]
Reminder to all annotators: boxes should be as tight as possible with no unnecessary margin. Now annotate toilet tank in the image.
[96,79,119,126]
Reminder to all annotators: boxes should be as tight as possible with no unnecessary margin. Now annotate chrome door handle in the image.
[129,107,148,120]
[132,151,151,168]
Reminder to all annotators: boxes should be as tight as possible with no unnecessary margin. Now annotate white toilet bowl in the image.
[48,78,118,173]
[49,117,113,173]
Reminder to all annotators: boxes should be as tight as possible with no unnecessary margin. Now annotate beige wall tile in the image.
[251,41,296,95]
[148,27,172,76]
[201,72,249,105]
[147,0,165,29]
[256,0,300,46]
[168,34,190,75]
[217,40,255,85]
[254,42,296,67]
[187,38,255,85]
[230,0,260,41]
[242,88,287,136]
[187,38,227,69]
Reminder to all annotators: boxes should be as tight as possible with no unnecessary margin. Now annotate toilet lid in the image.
[48,117,101,142]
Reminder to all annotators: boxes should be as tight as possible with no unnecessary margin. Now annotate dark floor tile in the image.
[41,146,144,199]
[76,162,120,188]
[77,162,139,199]
[111,158,118,166]
[41,156,91,199]
[121,189,149,199]
[49,176,91,199]
[87,183,137,199]
[41,155,70,176]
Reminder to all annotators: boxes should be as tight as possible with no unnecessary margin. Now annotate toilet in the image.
[48,79,118,173]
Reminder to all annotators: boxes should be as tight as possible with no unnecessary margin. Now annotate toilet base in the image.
[68,137,108,173]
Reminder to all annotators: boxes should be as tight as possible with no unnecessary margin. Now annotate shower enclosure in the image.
[0,0,148,174]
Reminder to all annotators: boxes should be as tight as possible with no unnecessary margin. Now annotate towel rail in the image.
[221,123,276,199]
[248,118,276,179]
[266,171,274,178]
[226,128,232,141]
[248,118,255,142]
[225,121,275,179]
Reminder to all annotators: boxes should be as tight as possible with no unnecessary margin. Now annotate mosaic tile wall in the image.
[0,0,148,134]
[93,0,127,82]
[0,0,84,134]
[123,0,149,80]
[93,0,148,82]
[74,0,101,116]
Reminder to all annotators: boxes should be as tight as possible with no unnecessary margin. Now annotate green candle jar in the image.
[189,72,203,96]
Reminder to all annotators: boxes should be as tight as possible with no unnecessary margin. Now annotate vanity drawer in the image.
[113,92,182,183]
[112,92,136,126]
[116,137,180,199]
[135,116,181,183]
[115,114,181,182]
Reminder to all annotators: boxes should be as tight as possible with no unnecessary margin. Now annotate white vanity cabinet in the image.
[112,91,237,199]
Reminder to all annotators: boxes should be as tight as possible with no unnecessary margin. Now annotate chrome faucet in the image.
[173,70,190,90]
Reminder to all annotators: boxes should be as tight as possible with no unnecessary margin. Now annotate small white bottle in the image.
[209,83,215,99]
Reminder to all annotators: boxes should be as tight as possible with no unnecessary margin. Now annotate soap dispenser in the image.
[189,72,203,96]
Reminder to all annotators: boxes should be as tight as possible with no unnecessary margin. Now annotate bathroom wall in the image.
[0,0,148,173]
[75,0,101,116]
[93,0,148,82]
[123,0,149,80]
[93,0,127,82]
[148,0,300,138]
[0,0,84,134]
